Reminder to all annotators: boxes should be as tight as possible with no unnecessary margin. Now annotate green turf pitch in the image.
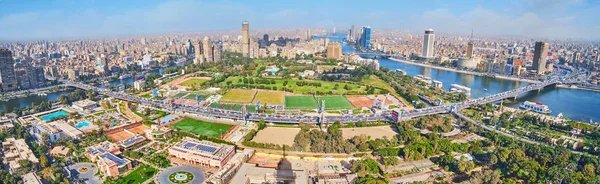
[285,96,318,109]
[171,118,233,137]
[317,96,354,110]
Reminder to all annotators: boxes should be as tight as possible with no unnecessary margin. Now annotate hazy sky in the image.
[0,0,599,40]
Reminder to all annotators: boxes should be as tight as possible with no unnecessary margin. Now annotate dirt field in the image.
[107,131,134,142]
[346,96,374,108]
[127,125,149,135]
[252,127,300,146]
[220,89,257,104]
[342,126,398,139]
[252,91,285,105]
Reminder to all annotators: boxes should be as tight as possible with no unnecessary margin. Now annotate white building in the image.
[134,80,146,91]
[422,29,435,58]
[72,99,98,111]
[31,120,83,144]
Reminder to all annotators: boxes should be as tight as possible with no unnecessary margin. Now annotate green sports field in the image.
[317,96,354,110]
[285,96,318,109]
[172,92,188,99]
[171,118,233,137]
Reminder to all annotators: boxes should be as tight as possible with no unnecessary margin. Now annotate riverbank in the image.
[388,58,539,83]
[556,84,600,93]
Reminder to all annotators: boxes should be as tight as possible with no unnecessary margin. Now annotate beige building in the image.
[97,153,132,178]
[2,138,39,174]
[326,42,342,60]
[169,137,235,168]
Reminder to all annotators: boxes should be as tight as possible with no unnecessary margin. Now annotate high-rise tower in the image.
[0,49,17,92]
[532,41,549,75]
[422,29,435,58]
[306,29,312,41]
[242,21,250,57]
[203,37,213,63]
[360,26,371,49]
[194,41,205,64]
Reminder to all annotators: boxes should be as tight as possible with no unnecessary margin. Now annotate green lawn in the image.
[233,105,243,111]
[220,76,386,95]
[184,93,205,100]
[172,92,188,99]
[317,96,354,110]
[222,104,233,110]
[179,78,208,87]
[210,103,223,109]
[110,164,157,184]
[285,96,318,109]
[171,118,233,137]
[361,75,395,93]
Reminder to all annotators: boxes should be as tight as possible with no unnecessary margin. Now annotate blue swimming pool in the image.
[75,121,90,128]
[39,110,69,121]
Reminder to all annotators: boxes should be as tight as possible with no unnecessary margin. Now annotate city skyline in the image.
[0,0,599,40]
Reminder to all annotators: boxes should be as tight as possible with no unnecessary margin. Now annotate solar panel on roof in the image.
[196,144,217,153]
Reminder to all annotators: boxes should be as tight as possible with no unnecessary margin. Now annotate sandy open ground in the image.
[346,96,374,108]
[107,131,134,142]
[342,126,398,139]
[252,127,300,146]
[127,125,149,135]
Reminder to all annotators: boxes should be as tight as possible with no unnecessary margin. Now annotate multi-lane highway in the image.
[60,71,583,124]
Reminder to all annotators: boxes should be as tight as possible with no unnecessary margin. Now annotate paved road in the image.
[54,71,584,124]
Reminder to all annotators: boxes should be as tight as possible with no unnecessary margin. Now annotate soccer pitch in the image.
[285,96,318,109]
[252,91,285,105]
[220,89,256,104]
[171,118,233,138]
[317,96,354,110]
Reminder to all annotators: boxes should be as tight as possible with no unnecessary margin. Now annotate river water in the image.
[0,64,180,113]
[320,34,600,122]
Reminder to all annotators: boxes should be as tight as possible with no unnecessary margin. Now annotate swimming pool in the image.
[39,110,69,121]
[75,122,90,128]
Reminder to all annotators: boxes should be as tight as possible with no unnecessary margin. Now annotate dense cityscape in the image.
[0,1,600,184]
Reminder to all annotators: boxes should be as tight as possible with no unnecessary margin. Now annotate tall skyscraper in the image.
[333,27,336,34]
[532,41,549,75]
[203,37,213,63]
[194,41,205,64]
[213,43,221,62]
[0,49,17,92]
[351,25,356,40]
[263,34,269,42]
[422,29,435,58]
[360,26,371,49]
[241,21,250,57]
[306,29,312,41]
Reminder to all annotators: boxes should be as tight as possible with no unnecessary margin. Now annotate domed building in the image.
[456,58,480,69]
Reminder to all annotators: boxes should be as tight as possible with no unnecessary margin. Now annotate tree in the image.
[467,169,502,184]
[40,154,50,168]
[457,157,475,173]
